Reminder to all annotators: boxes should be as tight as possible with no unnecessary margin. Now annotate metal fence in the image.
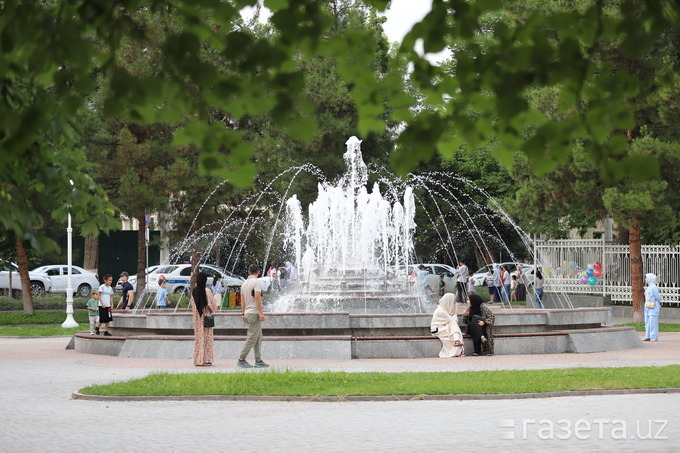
[534,239,680,306]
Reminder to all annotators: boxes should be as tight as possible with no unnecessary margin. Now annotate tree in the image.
[505,2,680,322]
[603,137,679,322]
[3,1,677,246]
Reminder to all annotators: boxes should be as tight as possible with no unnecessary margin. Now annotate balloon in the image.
[593,269,602,278]
[594,262,603,270]
[588,276,597,285]
[580,276,589,284]
[587,263,594,269]
[586,269,594,277]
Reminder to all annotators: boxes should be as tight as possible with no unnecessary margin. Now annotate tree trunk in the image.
[16,238,33,315]
[136,214,147,304]
[83,232,99,271]
[629,221,643,323]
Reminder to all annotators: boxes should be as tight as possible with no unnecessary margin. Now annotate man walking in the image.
[454,260,468,303]
[116,271,135,310]
[237,264,269,368]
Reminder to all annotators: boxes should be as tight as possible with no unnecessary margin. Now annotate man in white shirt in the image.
[96,274,114,336]
[237,264,268,368]
[455,261,468,303]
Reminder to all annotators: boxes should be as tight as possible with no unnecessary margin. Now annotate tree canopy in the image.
[1,0,679,254]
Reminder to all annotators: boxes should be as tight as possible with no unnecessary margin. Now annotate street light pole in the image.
[62,189,78,328]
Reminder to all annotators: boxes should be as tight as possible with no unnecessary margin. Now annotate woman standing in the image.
[462,294,495,356]
[534,267,544,309]
[643,273,661,342]
[430,293,465,357]
[211,274,225,310]
[191,271,217,366]
[515,265,527,302]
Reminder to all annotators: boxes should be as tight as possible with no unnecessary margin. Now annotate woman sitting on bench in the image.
[430,293,465,357]
[462,294,495,356]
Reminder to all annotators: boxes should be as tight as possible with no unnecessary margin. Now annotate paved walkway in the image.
[1,333,679,452]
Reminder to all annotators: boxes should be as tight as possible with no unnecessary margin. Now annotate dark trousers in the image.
[467,320,487,354]
[456,282,467,303]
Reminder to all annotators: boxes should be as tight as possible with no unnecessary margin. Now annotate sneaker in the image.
[89,332,95,335]
[255,360,269,368]
[95,327,100,335]
[103,331,112,337]
[237,359,253,368]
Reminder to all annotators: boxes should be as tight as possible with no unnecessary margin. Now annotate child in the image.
[96,274,114,336]
[510,274,518,302]
[157,277,170,309]
[86,291,100,335]
[467,275,475,295]
[438,274,446,297]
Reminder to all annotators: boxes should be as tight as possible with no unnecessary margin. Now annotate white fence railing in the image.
[535,239,680,306]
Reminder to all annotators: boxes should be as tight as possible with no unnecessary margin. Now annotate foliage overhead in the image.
[1,0,679,251]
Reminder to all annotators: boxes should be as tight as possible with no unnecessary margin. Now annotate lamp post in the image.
[62,181,78,328]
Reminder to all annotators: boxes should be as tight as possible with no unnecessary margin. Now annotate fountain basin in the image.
[72,307,642,359]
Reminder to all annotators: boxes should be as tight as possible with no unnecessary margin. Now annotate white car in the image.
[32,264,99,297]
[471,262,535,287]
[1,261,52,296]
[148,264,245,295]
[402,263,458,293]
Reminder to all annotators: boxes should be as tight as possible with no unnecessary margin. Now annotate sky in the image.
[241,0,450,64]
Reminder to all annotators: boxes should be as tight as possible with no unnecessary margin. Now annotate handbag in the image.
[471,314,485,323]
[645,301,655,309]
[203,315,215,328]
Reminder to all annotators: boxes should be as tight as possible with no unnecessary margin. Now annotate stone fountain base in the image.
[72,307,641,359]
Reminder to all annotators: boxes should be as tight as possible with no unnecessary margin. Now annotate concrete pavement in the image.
[1,333,679,452]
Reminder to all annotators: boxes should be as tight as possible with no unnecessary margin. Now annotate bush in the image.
[0,295,89,311]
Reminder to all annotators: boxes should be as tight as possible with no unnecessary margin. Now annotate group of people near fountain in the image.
[430,292,495,357]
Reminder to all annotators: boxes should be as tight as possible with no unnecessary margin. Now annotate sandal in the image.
[453,341,464,347]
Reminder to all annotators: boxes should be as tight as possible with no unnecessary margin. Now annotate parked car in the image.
[1,261,52,296]
[147,264,245,295]
[471,262,535,287]
[32,264,99,297]
[400,263,458,293]
[114,265,160,293]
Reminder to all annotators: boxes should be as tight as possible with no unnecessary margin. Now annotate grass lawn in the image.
[79,365,680,397]
[618,323,680,332]
[0,325,81,336]
[0,311,91,325]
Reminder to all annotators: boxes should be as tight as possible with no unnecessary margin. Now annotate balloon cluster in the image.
[580,262,603,285]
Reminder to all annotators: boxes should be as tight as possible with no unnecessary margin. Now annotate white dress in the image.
[431,306,464,357]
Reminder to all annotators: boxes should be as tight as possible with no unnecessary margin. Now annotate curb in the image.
[72,387,680,402]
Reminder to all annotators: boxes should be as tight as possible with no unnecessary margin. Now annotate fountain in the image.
[72,137,643,359]
[268,137,426,314]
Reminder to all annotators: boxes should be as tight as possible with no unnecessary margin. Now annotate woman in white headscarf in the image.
[431,293,465,357]
[644,273,661,342]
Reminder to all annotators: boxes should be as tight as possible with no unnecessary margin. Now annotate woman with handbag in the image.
[190,271,218,366]
[462,294,495,356]
[643,273,661,342]
[430,293,465,357]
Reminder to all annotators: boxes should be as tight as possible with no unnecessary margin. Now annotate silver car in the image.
[1,261,52,296]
